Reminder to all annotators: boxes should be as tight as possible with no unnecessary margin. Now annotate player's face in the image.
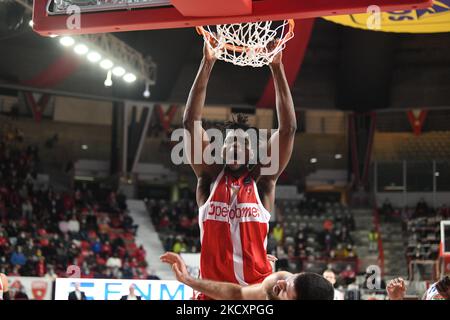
[271,274,298,300]
[222,130,251,171]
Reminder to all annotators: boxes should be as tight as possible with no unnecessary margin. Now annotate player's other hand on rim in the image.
[203,37,218,63]
[386,277,406,300]
[160,252,191,284]
[268,39,282,66]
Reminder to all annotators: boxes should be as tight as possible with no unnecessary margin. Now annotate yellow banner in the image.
[323,0,450,33]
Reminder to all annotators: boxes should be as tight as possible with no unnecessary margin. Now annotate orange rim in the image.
[196,19,295,54]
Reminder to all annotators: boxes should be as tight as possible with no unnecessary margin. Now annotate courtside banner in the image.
[180,253,201,279]
[323,0,450,33]
[55,278,194,300]
[9,277,53,300]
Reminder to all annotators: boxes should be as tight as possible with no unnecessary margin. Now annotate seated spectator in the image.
[68,215,80,234]
[59,218,69,234]
[106,254,122,270]
[339,265,356,285]
[122,212,138,235]
[368,229,379,253]
[10,246,26,267]
[415,198,429,217]
[272,223,284,245]
[91,238,102,254]
[438,203,450,219]
[172,237,187,254]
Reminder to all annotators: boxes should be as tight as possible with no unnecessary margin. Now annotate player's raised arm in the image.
[260,46,297,181]
[160,252,267,300]
[183,42,220,179]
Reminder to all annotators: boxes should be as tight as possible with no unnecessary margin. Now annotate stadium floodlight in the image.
[87,51,102,63]
[74,44,89,55]
[59,36,75,47]
[123,73,137,83]
[100,59,114,70]
[112,66,126,77]
[104,71,113,87]
[143,81,151,98]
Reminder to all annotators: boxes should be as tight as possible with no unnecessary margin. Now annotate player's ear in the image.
[276,280,288,290]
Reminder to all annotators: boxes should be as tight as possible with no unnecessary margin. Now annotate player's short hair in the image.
[222,113,250,133]
[294,273,334,300]
[436,276,450,298]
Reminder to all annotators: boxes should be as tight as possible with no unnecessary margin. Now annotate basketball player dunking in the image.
[0,273,10,300]
[183,41,296,298]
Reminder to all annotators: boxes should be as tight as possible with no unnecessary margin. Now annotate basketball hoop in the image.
[196,19,295,67]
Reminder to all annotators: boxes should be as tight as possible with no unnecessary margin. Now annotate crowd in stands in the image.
[268,198,358,278]
[147,194,359,286]
[380,198,448,272]
[0,126,153,281]
[146,198,201,254]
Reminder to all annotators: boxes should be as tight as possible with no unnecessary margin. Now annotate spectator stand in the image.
[269,197,359,287]
[0,129,151,281]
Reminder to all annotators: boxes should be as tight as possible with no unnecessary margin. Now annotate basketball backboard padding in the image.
[33,0,433,36]
[171,0,252,17]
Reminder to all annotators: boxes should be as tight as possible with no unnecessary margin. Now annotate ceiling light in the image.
[59,36,75,47]
[87,51,102,63]
[100,59,114,70]
[74,44,89,55]
[123,73,137,83]
[104,71,113,87]
[112,66,126,77]
[143,81,151,98]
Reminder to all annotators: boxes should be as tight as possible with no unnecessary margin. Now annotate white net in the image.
[197,20,294,68]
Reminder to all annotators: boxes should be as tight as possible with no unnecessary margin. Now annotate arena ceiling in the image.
[0,1,449,111]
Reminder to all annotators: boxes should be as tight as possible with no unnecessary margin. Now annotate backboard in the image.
[33,0,433,36]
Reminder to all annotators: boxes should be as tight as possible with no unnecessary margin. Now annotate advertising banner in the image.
[54,278,194,300]
[323,1,450,33]
[8,277,53,300]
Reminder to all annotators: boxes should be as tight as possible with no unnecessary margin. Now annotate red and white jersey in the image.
[198,169,272,286]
